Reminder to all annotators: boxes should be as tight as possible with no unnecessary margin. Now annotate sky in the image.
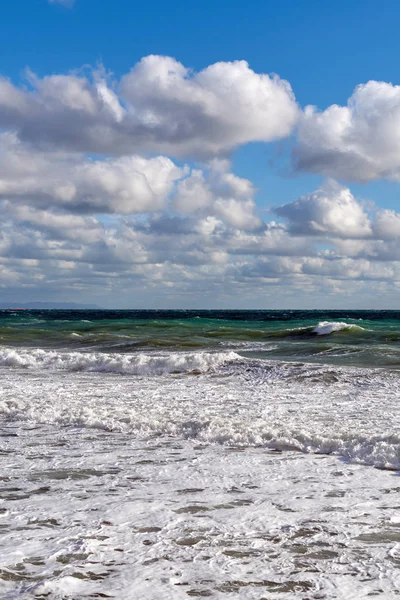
[1,0,400,308]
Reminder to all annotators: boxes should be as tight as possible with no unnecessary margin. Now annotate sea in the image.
[1,309,400,599]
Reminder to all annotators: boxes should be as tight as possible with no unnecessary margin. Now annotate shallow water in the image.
[1,310,400,598]
[2,426,400,599]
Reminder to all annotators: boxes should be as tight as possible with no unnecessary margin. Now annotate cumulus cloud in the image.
[333,238,400,263]
[0,134,262,232]
[2,203,104,244]
[294,80,400,181]
[270,180,400,277]
[235,254,400,284]
[275,180,400,256]
[0,56,299,159]
[174,160,261,230]
[0,134,184,214]
[373,209,400,240]
[120,55,299,158]
[0,141,399,305]
[275,181,372,238]
[0,56,399,305]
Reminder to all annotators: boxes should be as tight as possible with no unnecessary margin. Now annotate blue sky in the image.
[0,0,400,307]
[3,0,400,105]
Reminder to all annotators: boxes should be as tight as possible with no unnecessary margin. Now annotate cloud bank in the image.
[0,57,399,306]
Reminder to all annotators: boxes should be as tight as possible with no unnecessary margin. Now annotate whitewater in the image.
[1,310,400,599]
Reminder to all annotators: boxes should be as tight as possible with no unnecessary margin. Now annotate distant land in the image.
[0,302,103,310]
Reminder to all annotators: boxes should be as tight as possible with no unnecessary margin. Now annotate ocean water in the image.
[1,310,400,599]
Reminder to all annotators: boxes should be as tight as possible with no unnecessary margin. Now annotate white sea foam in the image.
[0,347,241,375]
[0,358,399,470]
[2,433,399,600]
[1,349,400,598]
[220,340,278,351]
[312,321,363,335]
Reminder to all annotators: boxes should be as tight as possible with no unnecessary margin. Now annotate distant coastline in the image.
[0,302,103,310]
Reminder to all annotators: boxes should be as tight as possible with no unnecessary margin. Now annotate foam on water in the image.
[0,356,399,470]
[1,428,400,600]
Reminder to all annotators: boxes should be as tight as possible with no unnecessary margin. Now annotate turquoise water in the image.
[1,309,399,368]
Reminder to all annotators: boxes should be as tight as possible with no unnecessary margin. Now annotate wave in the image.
[181,426,400,471]
[2,393,399,469]
[0,347,242,375]
[312,321,365,336]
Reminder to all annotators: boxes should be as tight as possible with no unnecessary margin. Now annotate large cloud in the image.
[0,56,399,306]
[0,177,399,304]
[294,81,400,181]
[0,134,185,214]
[0,142,399,305]
[0,57,299,159]
[120,56,299,157]
[0,135,263,231]
[0,134,184,214]
[275,181,400,253]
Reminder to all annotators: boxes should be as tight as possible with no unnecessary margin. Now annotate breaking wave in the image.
[1,396,399,469]
[312,321,365,335]
[0,347,242,375]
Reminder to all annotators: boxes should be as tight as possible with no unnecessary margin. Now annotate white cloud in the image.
[0,134,184,214]
[0,144,399,306]
[0,56,299,159]
[2,203,104,244]
[275,181,372,238]
[373,209,400,240]
[0,57,399,306]
[120,55,299,158]
[295,80,400,181]
[0,135,263,232]
[275,180,400,264]
[173,169,213,213]
[173,160,261,230]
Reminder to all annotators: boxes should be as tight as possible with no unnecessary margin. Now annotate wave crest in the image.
[312,321,364,336]
[0,348,241,375]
